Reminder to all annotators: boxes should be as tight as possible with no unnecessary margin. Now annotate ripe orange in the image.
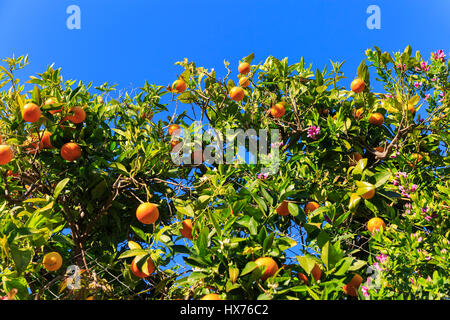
[131,257,155,278]
[61,142,82,161]
[270,103,286,118]
[239,76,250,88]
[0,145,13,165]
[168,124,181,136]
[238,62,251,75]
[43,252,63,272]
[276,200,290,216]
[311,263,322,282]
[369,113,384,126]
[351,78,365,93]
[408,104,416,114]
[172,79,187,93]
[374,146,384,153]
[361,188,375,200]
[298,272,308,285]
[136,202,159,224]
[305,201,320,215]
[180,219,193,240]
[367,217,385,233]
[254,257,279,281]
[348,274,363,288]
[41,131,53,149]
[343,274,363,297]
[201,293,221,300]
[229,87,245,101]
[23,103,42,123]
[349,152,363,166]
[66,106,86,124]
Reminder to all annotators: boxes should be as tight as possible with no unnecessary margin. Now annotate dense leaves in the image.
[0,46,448,300]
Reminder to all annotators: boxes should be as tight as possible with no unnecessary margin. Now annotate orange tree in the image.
[0,46,449,300]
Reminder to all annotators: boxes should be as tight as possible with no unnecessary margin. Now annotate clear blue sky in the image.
[1,0,449,95]
[1,0,449,278]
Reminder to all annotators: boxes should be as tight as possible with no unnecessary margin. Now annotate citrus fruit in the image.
[136,202,159,224]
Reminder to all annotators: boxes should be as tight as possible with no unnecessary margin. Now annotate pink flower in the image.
[361,286,370,298]
[376,254,388,264]
[396,63,407,71]
[425,94,431,100]
[414,82,422,89]
[392,179,399,186]
[373,262,383,272]
[417,237,423,243]
[395,172,408,179]
[257,173,269,180]
[424,215,432,221]
[432,49,446,62]
[307,125,321,140]
[410,184,418,192]
[420,61,431,72]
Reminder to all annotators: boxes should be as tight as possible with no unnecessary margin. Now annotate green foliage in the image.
[0,46,449,300]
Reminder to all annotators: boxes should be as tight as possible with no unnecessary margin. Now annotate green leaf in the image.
[178,92,196,104]
[32,85,41,105]
[374,170,391,188]
[10,246,33,275]
[334,211,352,226]
[53,178,70,199]
[334,257,354,276]
[242,53,255,64]
[91,180,107,200]
[288,202,299,216]
[196,228,209,256]
[110,162,128,173]
[241,261,258,276]
[296,255,316,274]
[248,217,258,236]
[229,267,240,284]
[263,233,274,253]
[189,272,208,281]
[349,193,361,211]
[2,276,29,300]
[118,249,148,259]
[130,225,147,242]
[352,158,367,175]
[348,259,367,271]
[355,181,375,196]
[317,231,331,248]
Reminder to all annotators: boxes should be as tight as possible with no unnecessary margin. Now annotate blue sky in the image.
[1,0,449,97]
[1,0,449,285]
